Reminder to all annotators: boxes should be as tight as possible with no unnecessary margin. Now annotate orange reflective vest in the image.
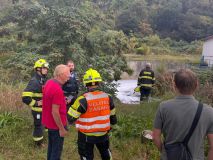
[76,91,110,133]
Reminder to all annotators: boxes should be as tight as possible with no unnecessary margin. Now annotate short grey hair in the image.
[53,64,69,77]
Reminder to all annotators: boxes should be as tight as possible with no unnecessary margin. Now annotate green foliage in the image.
[136,44,150,55]
[5,52,48,79]
[0,2,132,87]
[112,113,144,138]
[0,112,23,128]
[86,29,130,55]
[138,35,202,55]
[0,38,17,52]
[113,0,213,41]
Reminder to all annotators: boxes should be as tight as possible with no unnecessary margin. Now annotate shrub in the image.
[154,71,174,96]
[136,44,150,55]
[0,39,17,52]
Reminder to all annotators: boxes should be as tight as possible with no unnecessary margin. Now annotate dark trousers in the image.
[140,88,151,101]
[47,129,64,160]
[32,110,43,144]
[78,132,111,160]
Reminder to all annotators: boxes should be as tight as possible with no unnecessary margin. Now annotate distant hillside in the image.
[0,0,210,83]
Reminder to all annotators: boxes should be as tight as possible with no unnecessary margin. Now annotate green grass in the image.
[0,101,161,160]
[124,54,200,63]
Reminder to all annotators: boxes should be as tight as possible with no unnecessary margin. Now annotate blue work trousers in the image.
[47,129,64,160]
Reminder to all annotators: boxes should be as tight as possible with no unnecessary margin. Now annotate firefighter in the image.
[22,59,49,146]
[67,68,117,160]
[137,62,155,102]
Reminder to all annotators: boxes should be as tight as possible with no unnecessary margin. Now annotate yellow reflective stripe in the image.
[134,86,140,92]
[68,107,81,118]
[22,92,33,97]
[83,132,107,136]
[72,96,84,110]
[22,92,42,98]
[33,136,43,141]
[110,108,116,115]
[33,93,42,98]
[144,71,151,75]
[140,76,153,80]
[141,84,152,87]
[29,99,36,107]
[31,107,42,112]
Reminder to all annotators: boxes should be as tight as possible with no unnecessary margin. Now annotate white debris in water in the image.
[115,80,161,104]
[115,80,140,104]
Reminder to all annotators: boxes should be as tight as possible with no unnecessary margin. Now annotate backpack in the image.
[164,102,203,160]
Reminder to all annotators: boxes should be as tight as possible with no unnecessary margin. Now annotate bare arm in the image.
[52,104,67,137]
[153,128,162,152]
[207,134,213,160]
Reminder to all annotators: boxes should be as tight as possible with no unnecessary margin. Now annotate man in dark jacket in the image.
[22,59,49,146]
[62,60,79,111]
[137,62,155,102]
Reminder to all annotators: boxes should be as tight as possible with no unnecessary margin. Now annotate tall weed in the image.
[0,112,23,128]
[0,82,25,111]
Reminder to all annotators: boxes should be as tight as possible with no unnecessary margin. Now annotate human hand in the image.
[59,128,68,137]
[66,99,71,104]
[37,100,42,106]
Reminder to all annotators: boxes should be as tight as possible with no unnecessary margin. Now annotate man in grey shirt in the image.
[153,69,213,160]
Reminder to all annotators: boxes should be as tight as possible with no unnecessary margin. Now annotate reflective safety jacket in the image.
[138,68,155,89]
[76,91,110,133]
[22,73,47,112]
[67,89,117,136]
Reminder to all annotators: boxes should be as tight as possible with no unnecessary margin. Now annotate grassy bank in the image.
[0,91,161,160]
[124,54,200,63]
[0,103,161,160]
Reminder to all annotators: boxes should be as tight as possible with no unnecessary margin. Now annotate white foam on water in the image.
[115,80,140,104]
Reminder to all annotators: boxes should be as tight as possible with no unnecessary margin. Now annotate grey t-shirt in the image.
[154,95,213,160]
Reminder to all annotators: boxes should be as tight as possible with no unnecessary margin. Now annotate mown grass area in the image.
[0,82,161,160]
[124,54,201,63]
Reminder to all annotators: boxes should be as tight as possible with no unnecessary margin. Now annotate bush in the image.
[154,71,174,96]
[0,38,17,52]
[0,27,11,37]
[136,44,150,55]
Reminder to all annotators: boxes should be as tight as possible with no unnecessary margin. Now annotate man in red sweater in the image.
[42,64,70,160]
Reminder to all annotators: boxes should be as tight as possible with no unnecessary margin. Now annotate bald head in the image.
[174,69,198,95]
[53,64,70,84]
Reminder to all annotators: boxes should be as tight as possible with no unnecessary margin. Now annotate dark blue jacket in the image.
[62,71,79,96]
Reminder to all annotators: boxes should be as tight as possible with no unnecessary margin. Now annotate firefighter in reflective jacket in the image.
[67,68,117,160]
[137,62,155,102]
[22,59,49,146]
